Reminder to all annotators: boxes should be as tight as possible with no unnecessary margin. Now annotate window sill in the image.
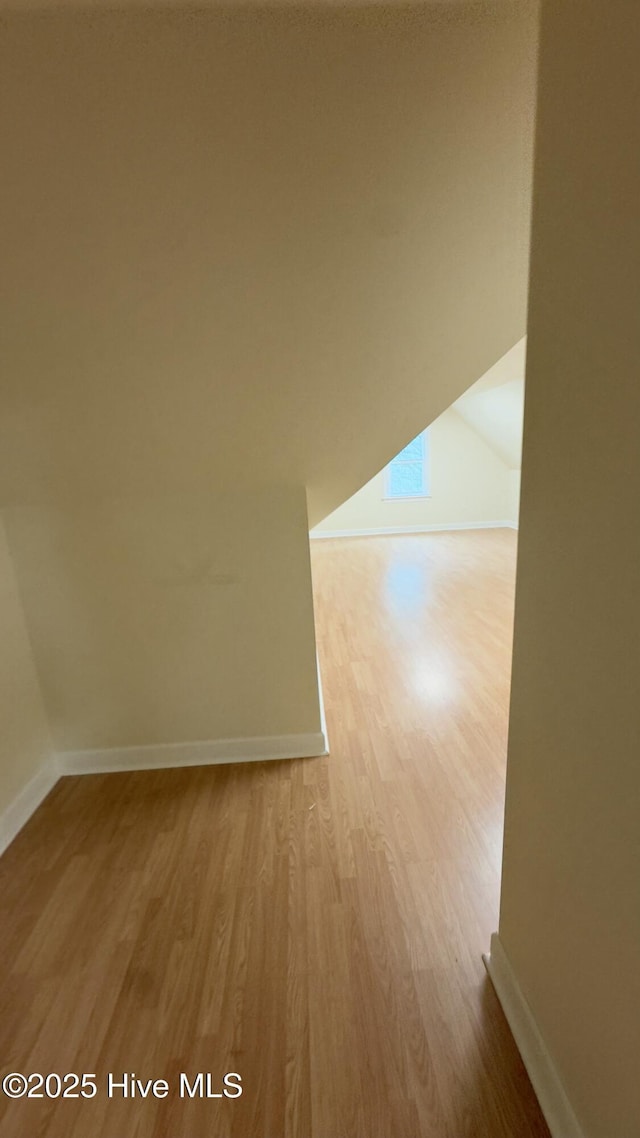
[383,494,432,502]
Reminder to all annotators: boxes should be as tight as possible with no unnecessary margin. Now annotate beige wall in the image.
[0,4,536,762]
[311,408,513,535]
[0,516,52,818]
[0,5,537,528]
[3,487,320,752]
[499,2,640,1135]
[506,469,521,523]
[452,339,526,470]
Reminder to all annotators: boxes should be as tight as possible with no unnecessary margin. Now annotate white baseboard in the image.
[0,757,59,857]
[0,726,327,859]
[58,666,329,775]
[310,520,518,539]
[1,677,329,856]
[57,729,327,776]
[316,651,330,757]
[483,933,584,1138]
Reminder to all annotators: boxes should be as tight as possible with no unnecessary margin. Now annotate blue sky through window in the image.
[385,430,430,498]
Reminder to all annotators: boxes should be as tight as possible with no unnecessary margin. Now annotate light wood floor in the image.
[0,530,549,1137]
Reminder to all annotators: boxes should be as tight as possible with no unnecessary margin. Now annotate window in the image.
[384,430,430,499]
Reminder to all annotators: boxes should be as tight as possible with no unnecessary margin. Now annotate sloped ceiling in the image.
[451,339,525,469]
[0,5,537,526]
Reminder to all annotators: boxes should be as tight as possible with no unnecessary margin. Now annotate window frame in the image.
[383,429,431,501]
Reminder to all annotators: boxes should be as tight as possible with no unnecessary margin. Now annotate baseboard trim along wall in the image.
[316,651,330,757]
[310,520,518,539]
[57,730,328,776]
[483,933,585,1138]
[0,760,59,858]
[1,724,328,856]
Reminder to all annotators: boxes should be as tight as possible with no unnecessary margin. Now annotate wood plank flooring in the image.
[0,530,550,1137]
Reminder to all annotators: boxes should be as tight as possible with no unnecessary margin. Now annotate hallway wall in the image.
[0,4,536,527]
[0,516,52,825]
[498,2,640,1135]
[0,3,536,765]
[3,488,322,755]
